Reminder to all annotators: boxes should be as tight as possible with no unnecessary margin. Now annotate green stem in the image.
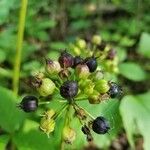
[39,101,51,105]
[53,103,68,120]
[60,104,71,150]
[13,0,28,95]
[75,103,95,120]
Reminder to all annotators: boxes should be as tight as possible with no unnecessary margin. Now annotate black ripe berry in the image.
[60,81,78,100]
[85,57,97,72]
[19,95,38,112]
[108,82,122,98]
[73,56,83,68]
[58,51,74,68]
[92,116,110,134]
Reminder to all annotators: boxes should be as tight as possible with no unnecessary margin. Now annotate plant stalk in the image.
[13,0,28,95]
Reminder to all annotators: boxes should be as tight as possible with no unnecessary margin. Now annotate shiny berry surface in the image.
[92,116,110,134]
[85,57,97,72]
[108,82,122,98]
[19,95,38,112]
[60,81,78,100]
[73,56,83,68]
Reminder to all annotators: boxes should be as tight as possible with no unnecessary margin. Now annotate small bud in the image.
[59,69,71,79]
[40,117,55,137]
[63,127,76,144]
[81,125,90,135]
[94,79,110,94]
[43,109,55,119]
[75,108,87,120]
[92,35,102,45]
[58,51,74,68]
[18,95,38,112]
[37,78,55,97]
[76,38,86,49]
[45,58,61,75]
[88,91,100,104]
[75,64,90,79]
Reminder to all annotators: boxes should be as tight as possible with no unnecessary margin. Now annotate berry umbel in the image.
[19,95,38,112]
[18,35,123,146]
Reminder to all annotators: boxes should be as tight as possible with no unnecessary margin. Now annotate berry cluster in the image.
[18,36,122,145]
[70,35,119,73]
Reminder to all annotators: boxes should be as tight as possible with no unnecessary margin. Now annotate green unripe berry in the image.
[88,91,100,104]
[92,35,102,45]
[92,70,104,81]
[95,79,109,94]
[76,38,86,49]
[63,126,76,144]
[40,117,55,137]
[37,78,55,97]
[79,79,93,90]
[45,59,61,75]
[75,64,90,79]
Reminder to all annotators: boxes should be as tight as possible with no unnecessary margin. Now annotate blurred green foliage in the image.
[0,0,150,150]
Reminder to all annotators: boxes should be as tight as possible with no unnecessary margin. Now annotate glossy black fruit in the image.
[60,81,78,100]
[108,82,122,98]
[58,51,74,68]
[73,56,83,68]
[92,116,110,134]
[85,57,97,72]
[19,96,38,112]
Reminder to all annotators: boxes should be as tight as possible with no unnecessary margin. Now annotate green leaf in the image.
[14,116,65,150]
[120,92,150,150]
[49,42,68,50]
[0,86,25,133]
[138,32,150,58]
[0,49,6,63]
[13,129,54,150]
[0,135,10,150]
[119,62,147,81]
[119,36,135,47]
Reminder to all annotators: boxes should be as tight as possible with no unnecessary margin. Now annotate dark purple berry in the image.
[58,51,74,68]
[73,56,83,68]
[85,57,97,72]
[60,81,78,100]
[19,96,38,112]
[108,82,122,98]
[92,116,110,134]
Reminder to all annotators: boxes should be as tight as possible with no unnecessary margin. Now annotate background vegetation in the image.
[0,0,150,150]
